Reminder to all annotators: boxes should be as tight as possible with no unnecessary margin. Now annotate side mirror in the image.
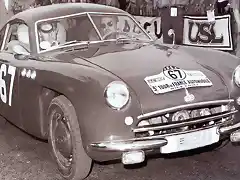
[14,53,29,60]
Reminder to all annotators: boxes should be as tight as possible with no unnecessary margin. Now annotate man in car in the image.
[99,16,118,39]
[7,23,30,54]
[38,21,66,49]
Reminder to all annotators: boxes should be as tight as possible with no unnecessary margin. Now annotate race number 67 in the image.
[167,69,186,80]
[0,64,16,106]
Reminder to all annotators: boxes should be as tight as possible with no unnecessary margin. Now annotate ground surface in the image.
[0,118,239,180]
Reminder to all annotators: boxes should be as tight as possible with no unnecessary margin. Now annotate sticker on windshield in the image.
[145,66,213,94]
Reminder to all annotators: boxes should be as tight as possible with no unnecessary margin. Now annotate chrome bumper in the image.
[90,122,240,152]
[219,122,240,134]
[90,138,168,152]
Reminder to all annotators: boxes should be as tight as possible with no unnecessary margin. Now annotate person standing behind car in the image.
[216,0,240,55]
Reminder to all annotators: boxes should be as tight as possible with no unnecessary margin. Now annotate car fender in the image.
[34,63,142,151]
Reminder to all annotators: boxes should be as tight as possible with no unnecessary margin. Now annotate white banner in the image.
[182,15,232,50]
[134,16,162,41]
[131,14,233,51]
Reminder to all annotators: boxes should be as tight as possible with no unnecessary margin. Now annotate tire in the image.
[48,95,92,180]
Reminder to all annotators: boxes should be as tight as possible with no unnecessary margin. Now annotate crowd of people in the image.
[2,0,240,55]
[8,0,240,18]
[10,0,157,17]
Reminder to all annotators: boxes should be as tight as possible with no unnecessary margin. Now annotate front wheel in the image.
[48,95,92,180]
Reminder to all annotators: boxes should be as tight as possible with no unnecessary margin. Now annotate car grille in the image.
[133,99,238,138]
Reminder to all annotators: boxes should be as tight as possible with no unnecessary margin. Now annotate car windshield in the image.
[36,13,152,52]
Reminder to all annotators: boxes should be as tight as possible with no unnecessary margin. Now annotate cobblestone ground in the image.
[0,117,240,180]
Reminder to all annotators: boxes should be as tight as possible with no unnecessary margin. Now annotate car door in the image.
[0,21,27,128]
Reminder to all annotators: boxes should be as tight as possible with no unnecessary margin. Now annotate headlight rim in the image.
[104,80,130,110]
[233,65,240,87]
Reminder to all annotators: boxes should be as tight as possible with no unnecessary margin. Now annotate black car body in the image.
[0,3,240,180]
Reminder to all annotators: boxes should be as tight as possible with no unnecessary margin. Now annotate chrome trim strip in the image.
[90,139,167,152]
[137,99,234,120]
[133,110,238,133]
[1,24,10,51]
[128,15,153,41]
[219,122,240,133]
[86,13,103,41]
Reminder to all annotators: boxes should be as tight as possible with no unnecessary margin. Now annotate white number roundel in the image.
[0,64,7,103]
[163,67,186,80]
[0,63,16,106]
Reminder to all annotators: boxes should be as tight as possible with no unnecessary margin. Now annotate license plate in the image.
[160,127,220,154]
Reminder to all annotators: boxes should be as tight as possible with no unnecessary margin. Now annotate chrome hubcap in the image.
[52,112,73,168]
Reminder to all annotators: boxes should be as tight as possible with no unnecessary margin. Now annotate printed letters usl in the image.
[188,21,224,44]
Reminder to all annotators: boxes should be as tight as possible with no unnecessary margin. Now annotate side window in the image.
[4,22,30,55]
[0,26,7,50]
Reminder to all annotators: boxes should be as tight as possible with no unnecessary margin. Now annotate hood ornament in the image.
[184,88,195,103]
[168,29,175,45]
[167,29,179,54]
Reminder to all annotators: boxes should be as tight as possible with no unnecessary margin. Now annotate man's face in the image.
[100,17,117,35]
[39,23,58,43]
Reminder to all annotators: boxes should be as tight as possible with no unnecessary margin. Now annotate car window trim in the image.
[0,24,10,51]
[86,13,103,41]
[88,12,153,41]
[2,20,30,53]
[35,11,153,54]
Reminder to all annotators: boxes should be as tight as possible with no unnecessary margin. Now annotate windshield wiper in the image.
[115,36,151,46]
[115,37,132,44]
[57,40,84,46]
[48,40,90,51]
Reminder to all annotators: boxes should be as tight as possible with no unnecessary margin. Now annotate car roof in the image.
[8,3,128,24]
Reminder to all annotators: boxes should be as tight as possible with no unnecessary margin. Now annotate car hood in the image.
[70,42,230,114]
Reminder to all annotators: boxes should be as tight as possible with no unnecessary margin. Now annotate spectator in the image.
[34,0,52,6]
[216,0,239,55]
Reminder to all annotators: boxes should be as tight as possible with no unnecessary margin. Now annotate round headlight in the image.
[104,81,130,110]
[233,65,240,87]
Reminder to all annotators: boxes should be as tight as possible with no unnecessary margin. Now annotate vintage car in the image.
[1,3,240,180]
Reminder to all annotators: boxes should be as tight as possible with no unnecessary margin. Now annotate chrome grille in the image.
[133,99,238,138]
